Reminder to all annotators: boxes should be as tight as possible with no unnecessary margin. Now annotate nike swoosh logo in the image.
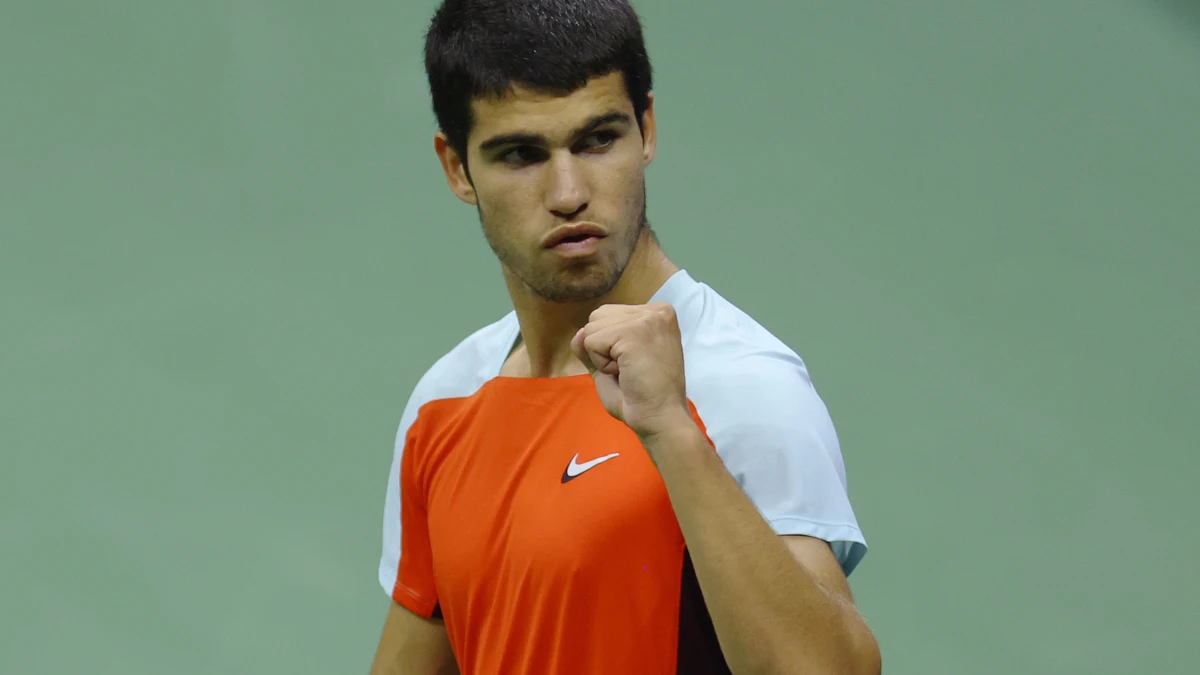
[561,452,620,483]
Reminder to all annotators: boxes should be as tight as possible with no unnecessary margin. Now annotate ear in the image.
[640,91,658,167]
[434,131,478,206]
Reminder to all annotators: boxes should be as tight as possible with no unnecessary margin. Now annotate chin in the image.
[535,268,622,303]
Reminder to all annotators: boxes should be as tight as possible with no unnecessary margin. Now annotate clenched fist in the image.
[570,302,692,440]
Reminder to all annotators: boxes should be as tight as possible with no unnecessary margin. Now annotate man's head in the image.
[424,0,658,304]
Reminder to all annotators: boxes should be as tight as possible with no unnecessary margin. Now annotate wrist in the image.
[637,406,704,454]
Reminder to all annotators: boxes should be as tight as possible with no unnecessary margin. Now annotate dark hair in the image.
[424,0,654,165]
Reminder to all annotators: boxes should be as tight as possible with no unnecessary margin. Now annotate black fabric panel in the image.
[676,550,733,674]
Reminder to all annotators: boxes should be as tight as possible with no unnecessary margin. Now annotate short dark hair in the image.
[424,0,654,164]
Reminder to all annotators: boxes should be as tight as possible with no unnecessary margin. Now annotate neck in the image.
[503,229,679,379]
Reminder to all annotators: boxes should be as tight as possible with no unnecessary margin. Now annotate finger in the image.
[573,325,615,374]
[581,326,621,376]
[571,327,596,374]
[587,303,630,323]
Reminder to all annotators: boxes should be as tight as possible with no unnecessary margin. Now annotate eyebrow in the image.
[477,111,633,154]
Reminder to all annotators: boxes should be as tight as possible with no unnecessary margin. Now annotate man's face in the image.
[437,72,656,303]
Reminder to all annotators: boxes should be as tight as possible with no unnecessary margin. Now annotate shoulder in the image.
[398,311,520,434]
[681,288,840,472]
[663,272,830,438]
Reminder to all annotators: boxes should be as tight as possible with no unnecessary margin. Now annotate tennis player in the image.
[370,1,881,673]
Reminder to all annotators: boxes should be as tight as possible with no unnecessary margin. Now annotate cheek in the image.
[611,161,646,211]
[611,149,646,191]
[477,178,544,240]
[477,181,523,221]
[486,168,544,207]
[589,156,640,203]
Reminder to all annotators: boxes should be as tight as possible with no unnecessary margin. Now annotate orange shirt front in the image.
[395,375,724,673]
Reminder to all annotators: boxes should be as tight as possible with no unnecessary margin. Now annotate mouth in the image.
[543,223,608,250]
[556,232,600,246]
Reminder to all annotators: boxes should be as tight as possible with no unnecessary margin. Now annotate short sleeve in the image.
[378,393,440,617]
[687,352,868,576]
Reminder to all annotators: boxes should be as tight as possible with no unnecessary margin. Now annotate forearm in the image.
[643,417,877,675]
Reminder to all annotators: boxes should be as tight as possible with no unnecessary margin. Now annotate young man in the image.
[371,1,881,674]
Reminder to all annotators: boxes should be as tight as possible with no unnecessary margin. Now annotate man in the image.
[371,1,881,673]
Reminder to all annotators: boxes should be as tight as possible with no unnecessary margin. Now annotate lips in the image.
[543,223,608,249]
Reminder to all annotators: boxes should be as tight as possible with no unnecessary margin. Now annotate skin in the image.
[436,71,678,379]
[371,71,882,675]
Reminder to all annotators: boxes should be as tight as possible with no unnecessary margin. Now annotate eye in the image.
[580,130,619,152]
[499,146,545,167]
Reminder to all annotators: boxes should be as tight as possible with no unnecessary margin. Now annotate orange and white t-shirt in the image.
[377,270,866,674]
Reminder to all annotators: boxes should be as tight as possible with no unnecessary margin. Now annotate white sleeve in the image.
[687,351,868,576]
[377,387,425,597]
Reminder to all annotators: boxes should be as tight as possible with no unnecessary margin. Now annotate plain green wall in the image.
[2,1,1197,673]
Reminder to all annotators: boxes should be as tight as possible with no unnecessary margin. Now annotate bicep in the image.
[370,600,459,675]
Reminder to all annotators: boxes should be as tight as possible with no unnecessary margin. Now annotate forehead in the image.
[468,72,633,147]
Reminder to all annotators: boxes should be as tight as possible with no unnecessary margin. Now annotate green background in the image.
[3,1,1197,673]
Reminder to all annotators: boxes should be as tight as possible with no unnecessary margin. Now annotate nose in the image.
[544,152,589,220]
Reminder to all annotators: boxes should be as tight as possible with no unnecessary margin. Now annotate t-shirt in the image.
[378,270,867,674]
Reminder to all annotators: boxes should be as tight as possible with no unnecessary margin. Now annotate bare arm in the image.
[645,420,882,675]
[369,601,459,675]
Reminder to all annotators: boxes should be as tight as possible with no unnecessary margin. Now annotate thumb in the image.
[571,327,597,374]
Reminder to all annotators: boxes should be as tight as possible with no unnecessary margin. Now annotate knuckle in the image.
[589,303,617,322]
[647,302,675,324]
